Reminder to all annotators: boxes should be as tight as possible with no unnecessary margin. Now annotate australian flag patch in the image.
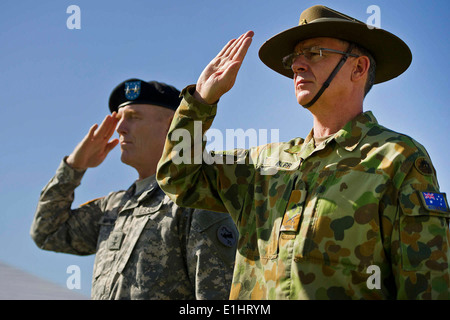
[419,191,450,214]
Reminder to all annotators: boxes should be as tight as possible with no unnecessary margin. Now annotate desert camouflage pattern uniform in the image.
[156,85,450,299]
[30,158,238,299]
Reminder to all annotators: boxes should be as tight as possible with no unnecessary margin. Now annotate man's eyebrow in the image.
[121,108,142,116]
[295,42,321,51]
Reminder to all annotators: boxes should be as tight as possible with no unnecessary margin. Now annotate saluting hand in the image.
[66,112,119,170]
[194,31,254,105]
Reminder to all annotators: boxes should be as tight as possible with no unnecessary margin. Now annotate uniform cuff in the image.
[57,156,87,184]
[179,84,218,118]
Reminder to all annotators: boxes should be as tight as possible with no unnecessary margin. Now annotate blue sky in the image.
[0,0,449,298]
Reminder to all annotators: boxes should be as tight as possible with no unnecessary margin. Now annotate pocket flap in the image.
[133,202,163,217]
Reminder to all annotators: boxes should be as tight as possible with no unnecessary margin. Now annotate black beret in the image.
[108,78,181,113]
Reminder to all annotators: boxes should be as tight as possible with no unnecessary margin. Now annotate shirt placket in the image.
[102,186,136,298]
[277,174,308,298]
[280,136,331,298]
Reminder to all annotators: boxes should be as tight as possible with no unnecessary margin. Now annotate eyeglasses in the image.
[282,46,360,70]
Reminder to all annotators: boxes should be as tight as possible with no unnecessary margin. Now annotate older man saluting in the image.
[157,5,450,299]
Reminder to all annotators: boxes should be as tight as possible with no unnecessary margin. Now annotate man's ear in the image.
[352,55,370,83]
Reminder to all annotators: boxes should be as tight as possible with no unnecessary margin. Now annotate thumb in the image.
[105,139,119,154]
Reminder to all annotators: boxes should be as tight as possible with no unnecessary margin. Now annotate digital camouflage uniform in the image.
[31,157,238,299]
[156,85,450,300]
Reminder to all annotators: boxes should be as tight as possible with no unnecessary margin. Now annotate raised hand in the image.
[66,112,120,170]
[194,31,254,105]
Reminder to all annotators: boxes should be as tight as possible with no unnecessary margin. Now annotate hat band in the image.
[306,17,362,25]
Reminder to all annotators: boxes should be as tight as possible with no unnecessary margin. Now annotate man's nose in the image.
[116,117,128,135]
[291,56,308,74]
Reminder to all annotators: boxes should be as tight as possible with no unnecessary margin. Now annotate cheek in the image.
[138,126,166,148]
[325,67,351,93]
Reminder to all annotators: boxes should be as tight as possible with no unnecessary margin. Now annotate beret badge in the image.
[124,80,141,101]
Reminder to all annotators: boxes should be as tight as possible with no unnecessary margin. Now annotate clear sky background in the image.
[0,0,449,298]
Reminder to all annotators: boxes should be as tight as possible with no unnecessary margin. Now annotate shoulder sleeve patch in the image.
[217,224,237,248]
[418,191,450,216]
[414,157,434,176]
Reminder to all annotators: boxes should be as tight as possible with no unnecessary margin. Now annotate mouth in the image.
[295,79,313,88]
[120,140,133,146]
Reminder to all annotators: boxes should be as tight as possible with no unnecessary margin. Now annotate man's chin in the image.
[296,91,314,108]
[120,153,132,166]
[297,97,313,109]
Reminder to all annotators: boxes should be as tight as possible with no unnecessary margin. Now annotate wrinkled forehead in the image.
[294,37,348,51]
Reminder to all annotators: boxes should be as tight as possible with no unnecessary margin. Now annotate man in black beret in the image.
[31,79,238,300]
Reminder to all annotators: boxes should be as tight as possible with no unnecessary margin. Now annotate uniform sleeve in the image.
[185,208,238,300]
[30,158,104,255]
[156,85,256,222]
[391,151,450,300]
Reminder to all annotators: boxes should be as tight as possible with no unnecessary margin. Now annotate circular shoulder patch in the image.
[217,225,237,248]
[414,157,433,176]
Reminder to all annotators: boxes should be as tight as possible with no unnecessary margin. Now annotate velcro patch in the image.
[419,191,450,214]
[217,225,237,248]
[108,231,124,250]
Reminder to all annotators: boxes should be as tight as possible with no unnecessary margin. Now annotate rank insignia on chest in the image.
[419,191,450,214]
[281,213,301,232]
[124,81,141,100]
[108,231,125,250]
[280,189,306,232]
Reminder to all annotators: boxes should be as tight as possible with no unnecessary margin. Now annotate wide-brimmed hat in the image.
[259,5,412,84]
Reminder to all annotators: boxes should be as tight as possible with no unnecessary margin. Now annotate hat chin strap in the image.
[302,44,355,109]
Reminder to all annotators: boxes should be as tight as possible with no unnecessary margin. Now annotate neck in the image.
[310,96,363,138]
[135,162,157,181]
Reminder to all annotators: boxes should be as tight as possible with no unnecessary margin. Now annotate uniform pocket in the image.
[300,171,386,268]
[97,216,116,248]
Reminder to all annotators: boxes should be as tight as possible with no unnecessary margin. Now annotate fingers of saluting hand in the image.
[225,31,254,61]
[102,113,120,152]
[214,31,254,70]
[196,31,254,104]
[90,112,119,142]
[67,113,119,170]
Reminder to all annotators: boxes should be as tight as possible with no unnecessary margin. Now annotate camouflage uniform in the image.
[156,85,450,299]
[30,157,238,300]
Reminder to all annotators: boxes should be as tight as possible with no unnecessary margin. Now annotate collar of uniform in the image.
[284,131,314,157]
[333,111,378,151]
[134,174,159,201]
[283,111,378,155]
